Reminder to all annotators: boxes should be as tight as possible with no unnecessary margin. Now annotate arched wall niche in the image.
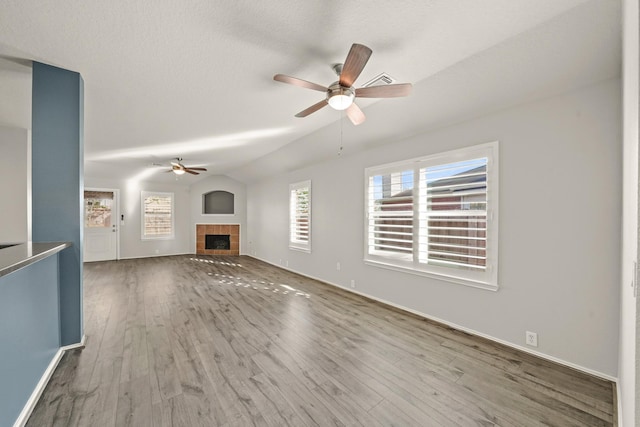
[203,190,234,215]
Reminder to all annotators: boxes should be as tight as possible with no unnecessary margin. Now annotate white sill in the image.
[363,259,498,292]
[289,245,311,253]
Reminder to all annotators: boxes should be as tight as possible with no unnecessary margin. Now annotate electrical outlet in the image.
[525,331,538,347]
[350,279,356,289]
[285,260,289,267]
[336,262,341,271]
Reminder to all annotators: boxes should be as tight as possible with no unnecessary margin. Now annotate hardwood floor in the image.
[27,255,616,426]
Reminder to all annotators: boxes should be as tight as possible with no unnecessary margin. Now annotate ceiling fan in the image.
[166,158,207,175]
[273,43,412,126]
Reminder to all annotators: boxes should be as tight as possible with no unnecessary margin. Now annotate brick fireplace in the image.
[196,224,239,255]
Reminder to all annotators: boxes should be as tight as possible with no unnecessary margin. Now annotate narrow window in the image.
[289,180,311,252]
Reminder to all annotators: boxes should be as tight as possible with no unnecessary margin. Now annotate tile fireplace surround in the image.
[196,224,239,255]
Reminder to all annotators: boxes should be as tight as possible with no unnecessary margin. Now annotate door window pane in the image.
[84,191,113,228]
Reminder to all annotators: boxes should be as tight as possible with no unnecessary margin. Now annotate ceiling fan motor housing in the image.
[326,81,355,110]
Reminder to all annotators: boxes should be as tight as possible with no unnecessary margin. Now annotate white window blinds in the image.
[367,169,414,260]
[364,142,498,290]
[419,158,488,271]
[141,191,174,239]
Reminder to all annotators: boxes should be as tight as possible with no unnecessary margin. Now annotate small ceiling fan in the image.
[273,43,412,125]
[166,158,207,175]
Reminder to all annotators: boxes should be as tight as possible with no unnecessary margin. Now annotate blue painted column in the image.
[31,62,84,346]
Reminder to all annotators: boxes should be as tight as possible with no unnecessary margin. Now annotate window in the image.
[365,142,498,290]
[141,191,174,239]
[289,180,311,252]
[84,191,113,228]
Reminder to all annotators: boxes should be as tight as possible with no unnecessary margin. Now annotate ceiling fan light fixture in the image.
[173,168,186,175]
[328,93,354,110]
[327,83,355,111]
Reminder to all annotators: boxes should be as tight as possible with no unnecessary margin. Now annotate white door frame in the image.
[84,187,120,261]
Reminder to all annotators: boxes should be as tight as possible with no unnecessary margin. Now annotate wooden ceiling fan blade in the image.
[339,43,372,88]
[355,83,413,98]
[186,167,207,171]
[295,99,329,118]
[273,74,327,92]
[346,102,366,126]
[185,169,199,175]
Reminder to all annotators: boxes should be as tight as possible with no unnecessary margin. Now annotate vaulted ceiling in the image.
[0,0,621,183]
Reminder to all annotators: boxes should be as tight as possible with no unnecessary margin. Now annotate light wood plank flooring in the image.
[27,255,616,426]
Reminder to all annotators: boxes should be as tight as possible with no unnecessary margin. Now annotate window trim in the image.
[364,141,499,291]
[289,180,311,253]
[141,191,175,240]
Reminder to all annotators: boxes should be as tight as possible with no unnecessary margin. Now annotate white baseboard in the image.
[249,255,618,384]
[116,252,191,261]
[61,334,86,351]
[13,349,64,427]
[12,335,86,427]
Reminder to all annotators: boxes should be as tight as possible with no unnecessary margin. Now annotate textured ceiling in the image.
[0,0,620,183]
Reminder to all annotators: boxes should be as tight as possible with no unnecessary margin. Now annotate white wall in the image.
[189,175,247,253]
[0,126,30,243]
[620,0,639,425]
[85,177,191,259]
[247,78,622,378]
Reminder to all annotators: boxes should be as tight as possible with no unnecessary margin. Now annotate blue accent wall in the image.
[31,62,84,346]
[0,256,61,424]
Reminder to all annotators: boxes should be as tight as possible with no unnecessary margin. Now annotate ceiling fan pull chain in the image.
[338,111,344,156]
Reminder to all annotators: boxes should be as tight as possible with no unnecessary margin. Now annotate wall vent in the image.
[362,72,396,87]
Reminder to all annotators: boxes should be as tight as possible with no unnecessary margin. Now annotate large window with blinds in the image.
[364,142,499,290]
[141,191,174,239]
[289,180,311,252]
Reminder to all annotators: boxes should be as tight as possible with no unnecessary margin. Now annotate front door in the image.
[84,189,118,262]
